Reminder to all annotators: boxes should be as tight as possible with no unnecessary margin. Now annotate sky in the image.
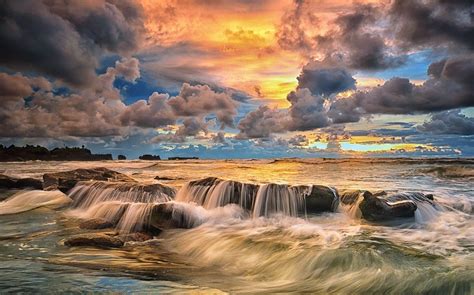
[0,0,473,159]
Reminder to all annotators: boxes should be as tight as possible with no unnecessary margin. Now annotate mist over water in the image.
[0,159,473,293]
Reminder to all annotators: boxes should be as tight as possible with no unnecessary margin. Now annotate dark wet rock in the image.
[305,185,339,213]
[154,176,177,181]
[188,177,221,186]
[139,154,161,160]
[340,190,366,205]
[64,233,124,248]
[150,203,193,229]
[359,192,418,221]
[119,232,154,242]
[43,167,136,193]
[0,174,43,189]
[79,218,114,230]
[117,155,126,160]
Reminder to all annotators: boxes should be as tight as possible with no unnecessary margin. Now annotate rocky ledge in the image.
[43,167,136,193]
[0,174,43,190]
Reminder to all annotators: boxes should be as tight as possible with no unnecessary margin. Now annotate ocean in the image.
[0,159,473,294]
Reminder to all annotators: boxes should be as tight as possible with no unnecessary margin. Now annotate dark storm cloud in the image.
[0,0,144,86]
[390,0,474,51]
[45,0,144,52]
[237,65,354,138]
[278,0,473,71]
[296,61,356,96]
[277,2,405,71]
[320,4,406,70]
[328,55,474,122]
[418,110,474,135]
[287,89,330,131]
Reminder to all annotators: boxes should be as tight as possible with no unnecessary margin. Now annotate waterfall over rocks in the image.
[67,181,176,234]
[176,177,338,217]
[69,181,175,208]
[340,190,440,222]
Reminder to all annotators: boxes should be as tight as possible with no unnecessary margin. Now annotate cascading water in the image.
[176,177,337,218]
[175,178,257,210]
[69,181,175,208]
[252,184,307,218]
[67,181,175,233]
[0,190,72,215]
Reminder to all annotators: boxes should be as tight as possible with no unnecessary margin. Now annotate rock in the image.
[0,174,43,189]
[117,155,126,160]
[119,232,154,242]
[139,154,161,160]
[149,203,193,229]
[305,185,339,213]
[79,218,114,230]
[43,167,136,193]
[64,233,124,248]
[359,192,418,221]
[154,176,176,181]
[340,190,366,205]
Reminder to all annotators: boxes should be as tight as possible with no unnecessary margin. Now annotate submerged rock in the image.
[119,232,154,242]
[43,167,136,193]
[150,203,192,229]
[64,233,124,248]
[79,218,114,230]
[359,192,418,221]
[0,174,43,189]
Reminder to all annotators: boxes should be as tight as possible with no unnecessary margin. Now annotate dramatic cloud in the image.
[120,92,175,128]
[0,0,144,86]
[329,55,474,122]
[296,62,356,96]
[390,0,474,51]
[287,88,330,131]
[236,105,289,139]
[168,83,238,128]
[418,110,474,135]
[277,2,405,70]
[318,4,406,70]
[0,60,238,138]
[237,65,353,137]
